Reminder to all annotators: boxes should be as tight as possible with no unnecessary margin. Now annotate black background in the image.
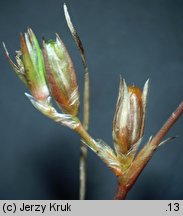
[0,0,183,199]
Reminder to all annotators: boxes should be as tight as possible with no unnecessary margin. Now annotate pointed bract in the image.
[3,42,27,85]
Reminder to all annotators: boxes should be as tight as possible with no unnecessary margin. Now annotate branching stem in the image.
[114,101,183,199]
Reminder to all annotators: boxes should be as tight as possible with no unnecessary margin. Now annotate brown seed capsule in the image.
[113,79,149,170]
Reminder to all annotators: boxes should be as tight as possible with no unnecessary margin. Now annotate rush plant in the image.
[3,4,183,200]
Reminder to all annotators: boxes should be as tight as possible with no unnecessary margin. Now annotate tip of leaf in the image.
[25,92,33,101]
[20,33,27,52]
[27,27,32,31]
[122,78,127,88]
[142,78,150,98]
[158,136,178,147]
[145,78,150,86]
[63,3,67,8]
[2,42,8,54]
[2,41,6,48]
[118,75,123,91]
[63,2,68,15]
[55,33,60,41]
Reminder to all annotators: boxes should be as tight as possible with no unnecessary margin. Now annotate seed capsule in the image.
[113,79,149,170]
[43,34,79,116]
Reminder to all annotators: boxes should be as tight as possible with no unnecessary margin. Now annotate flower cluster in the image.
[4,28,79,118]
[3,4,183,200]
[3,27,150,173]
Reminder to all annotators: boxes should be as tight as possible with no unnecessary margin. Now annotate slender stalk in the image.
[114,101,183,199]
[80,72,89,200]
[27,94,122,176]
[63,4,90,199]
[74,122,122,176]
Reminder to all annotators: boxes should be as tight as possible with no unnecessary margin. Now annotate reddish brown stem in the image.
[114,101,183,200]
[126,101,183,189]
[115,179,127,200]
[149,101,183,147]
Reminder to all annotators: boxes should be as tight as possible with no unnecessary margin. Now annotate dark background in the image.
[0,0,183,200]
